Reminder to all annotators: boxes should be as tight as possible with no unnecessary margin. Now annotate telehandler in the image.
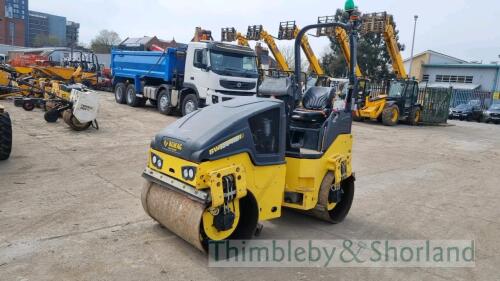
[141,1,360,252]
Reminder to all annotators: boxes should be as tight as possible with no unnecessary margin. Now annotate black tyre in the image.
[157,90,173,115]
[382,104,399,126]
[125,84,145,107]
[114,83,126,104]
[0,111,12,160]
[408,106,421,126]
[181,94,198,116]
[44,108,60,123]
[22,101,35,111]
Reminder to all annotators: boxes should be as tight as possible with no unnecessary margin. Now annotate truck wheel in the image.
[114,83,126,104]
[157,90,172,115]
[0,111,12,161]
[181,94,198,116]
[149,99,158,107]
[408,107,421,126]
[126,84,145,107]
[382,105,399,126]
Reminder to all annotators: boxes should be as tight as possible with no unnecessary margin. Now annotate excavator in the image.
[353,12,421,126]
[140,0,361,252]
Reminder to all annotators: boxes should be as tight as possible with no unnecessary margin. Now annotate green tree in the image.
[90,30,121,53]
[321,9,405,81]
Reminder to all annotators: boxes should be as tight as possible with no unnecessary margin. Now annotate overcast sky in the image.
[31,0,500,63]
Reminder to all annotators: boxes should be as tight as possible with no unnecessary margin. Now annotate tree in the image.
[32,34,61,47]
[90,30,121,53]
[279,45,310,73]
[321,9,405,81]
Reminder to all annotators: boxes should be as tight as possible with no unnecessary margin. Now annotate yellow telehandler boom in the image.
[317,16,363,78]
[221,27,250,47]
[246,25,291,72]
[278,21,324,76]
[361,12,407,79]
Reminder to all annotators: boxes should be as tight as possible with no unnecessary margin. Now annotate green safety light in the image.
[345,0,356,11]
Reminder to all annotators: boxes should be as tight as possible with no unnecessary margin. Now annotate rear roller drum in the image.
[309,172,355,223]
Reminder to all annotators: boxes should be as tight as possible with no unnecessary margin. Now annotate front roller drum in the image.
[309,172,355,223]
[142,181,206,251]
[63,110,92,131]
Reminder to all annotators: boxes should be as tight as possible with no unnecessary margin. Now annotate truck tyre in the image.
[382,104,399,126]
[408,107,421,126]
[181,94,198,116]
[126,84,145,107]
[0,111,12,160]
[157,90,172,115]
[115,83,126,104]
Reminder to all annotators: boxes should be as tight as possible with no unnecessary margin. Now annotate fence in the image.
[417,87,452,124]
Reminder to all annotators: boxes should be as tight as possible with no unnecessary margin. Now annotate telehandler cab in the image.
[141,1,361,252]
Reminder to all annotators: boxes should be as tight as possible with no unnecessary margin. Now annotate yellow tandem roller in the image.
[141,1,360,252]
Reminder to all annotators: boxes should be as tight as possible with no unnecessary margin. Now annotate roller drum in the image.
[142,181,206,251]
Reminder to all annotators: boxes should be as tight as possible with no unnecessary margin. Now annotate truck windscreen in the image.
[210,51,258,78]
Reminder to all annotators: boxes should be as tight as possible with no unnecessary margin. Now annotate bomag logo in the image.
[209,133,244,155]
[163,139,183,152]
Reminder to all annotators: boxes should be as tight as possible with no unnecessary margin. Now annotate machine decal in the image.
[163,139,184,152]
[209,133,244,155]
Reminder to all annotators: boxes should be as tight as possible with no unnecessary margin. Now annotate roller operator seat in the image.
[291,86,336,123]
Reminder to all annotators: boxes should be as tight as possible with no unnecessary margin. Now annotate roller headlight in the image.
[182,166,197,181]
[151,153,163,169]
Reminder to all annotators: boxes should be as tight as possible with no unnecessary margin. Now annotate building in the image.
[404,50,500,92]
[27,11,66,47]
[66,21,79,47]
[0,0,29,46]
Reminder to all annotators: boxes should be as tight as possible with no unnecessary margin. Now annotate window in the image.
[193,49,207,68]
[248,108,280,154]
[435,74,474,84]
[422,74,429,82]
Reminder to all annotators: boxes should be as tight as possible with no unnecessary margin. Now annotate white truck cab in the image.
[183,41,258,107]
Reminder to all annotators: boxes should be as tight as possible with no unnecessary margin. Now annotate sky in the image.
[30,0,500,63]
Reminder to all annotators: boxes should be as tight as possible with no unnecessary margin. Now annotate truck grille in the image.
[220,80,256,90]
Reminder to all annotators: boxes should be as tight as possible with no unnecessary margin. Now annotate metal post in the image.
[408,15,419,79]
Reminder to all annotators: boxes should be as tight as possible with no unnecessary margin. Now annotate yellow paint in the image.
[358,95,388,120]
[147,133,353,240]
[284,134,353,210]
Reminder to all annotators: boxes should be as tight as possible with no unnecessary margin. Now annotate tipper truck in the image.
[111,41,259,116]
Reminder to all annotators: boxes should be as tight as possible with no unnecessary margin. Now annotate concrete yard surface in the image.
[1,92,500,280]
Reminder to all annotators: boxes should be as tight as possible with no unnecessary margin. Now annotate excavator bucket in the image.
[278,21,296,40]
[361,12,394,34]
[221,27,237,42]
[246,25,263,41]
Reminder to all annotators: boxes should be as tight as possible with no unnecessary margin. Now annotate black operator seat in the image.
[291,86,336,123]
